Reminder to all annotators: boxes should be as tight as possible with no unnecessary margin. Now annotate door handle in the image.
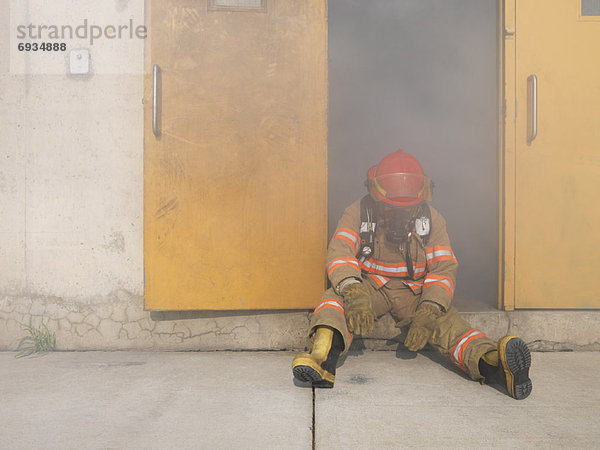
[527,74,537,145]
[152,64,162,137]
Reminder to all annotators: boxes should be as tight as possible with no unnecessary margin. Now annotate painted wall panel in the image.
[512,0,600,308]
[144,0,328,310]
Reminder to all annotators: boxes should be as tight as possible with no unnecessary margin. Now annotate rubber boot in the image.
[479,336,532,400]
[292,326,344,388]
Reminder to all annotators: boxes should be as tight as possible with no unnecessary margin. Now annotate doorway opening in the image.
[328,0,500,311]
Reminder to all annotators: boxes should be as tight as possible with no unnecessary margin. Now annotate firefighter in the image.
[292,149,532,400]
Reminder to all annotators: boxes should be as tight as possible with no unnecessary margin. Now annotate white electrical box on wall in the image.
[69,49,91,75]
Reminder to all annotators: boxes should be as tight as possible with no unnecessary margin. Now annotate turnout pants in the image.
[309,278,496,381]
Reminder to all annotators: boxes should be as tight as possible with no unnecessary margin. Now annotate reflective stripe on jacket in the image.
[326,199,458,310]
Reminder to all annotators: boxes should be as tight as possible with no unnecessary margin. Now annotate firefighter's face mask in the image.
[378,203,419,245]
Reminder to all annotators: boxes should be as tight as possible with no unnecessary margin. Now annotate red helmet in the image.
[366,149,432,207]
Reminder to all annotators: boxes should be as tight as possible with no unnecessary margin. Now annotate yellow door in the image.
[144,0,328,310]
[505,0,600,308]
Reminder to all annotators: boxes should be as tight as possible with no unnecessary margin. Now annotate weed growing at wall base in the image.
[15,321,56,358]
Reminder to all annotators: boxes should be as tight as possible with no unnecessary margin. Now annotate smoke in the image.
[329,0,499,309]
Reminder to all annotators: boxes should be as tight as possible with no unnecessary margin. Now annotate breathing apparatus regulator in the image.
[358,150,434,277]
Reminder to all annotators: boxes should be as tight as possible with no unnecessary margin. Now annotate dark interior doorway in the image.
[328,0,499,311]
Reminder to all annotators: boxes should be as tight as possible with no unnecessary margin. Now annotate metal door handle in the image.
[527,74,537,145]
[153,64,161,137]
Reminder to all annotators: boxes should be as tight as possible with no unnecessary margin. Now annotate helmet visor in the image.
[370,173,432,205]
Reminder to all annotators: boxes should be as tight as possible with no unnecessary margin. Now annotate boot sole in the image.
[499,336,532,400]
[292,355,334,388]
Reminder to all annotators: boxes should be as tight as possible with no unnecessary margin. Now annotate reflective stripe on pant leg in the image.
[309,288,353,353]
[450,329,486,371]
[429,306,496,380]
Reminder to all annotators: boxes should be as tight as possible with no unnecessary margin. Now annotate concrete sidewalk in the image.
[1,351,599,449]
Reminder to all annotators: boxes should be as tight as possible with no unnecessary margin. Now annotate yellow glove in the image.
[403,301,443,351]
[341,282,375,336]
